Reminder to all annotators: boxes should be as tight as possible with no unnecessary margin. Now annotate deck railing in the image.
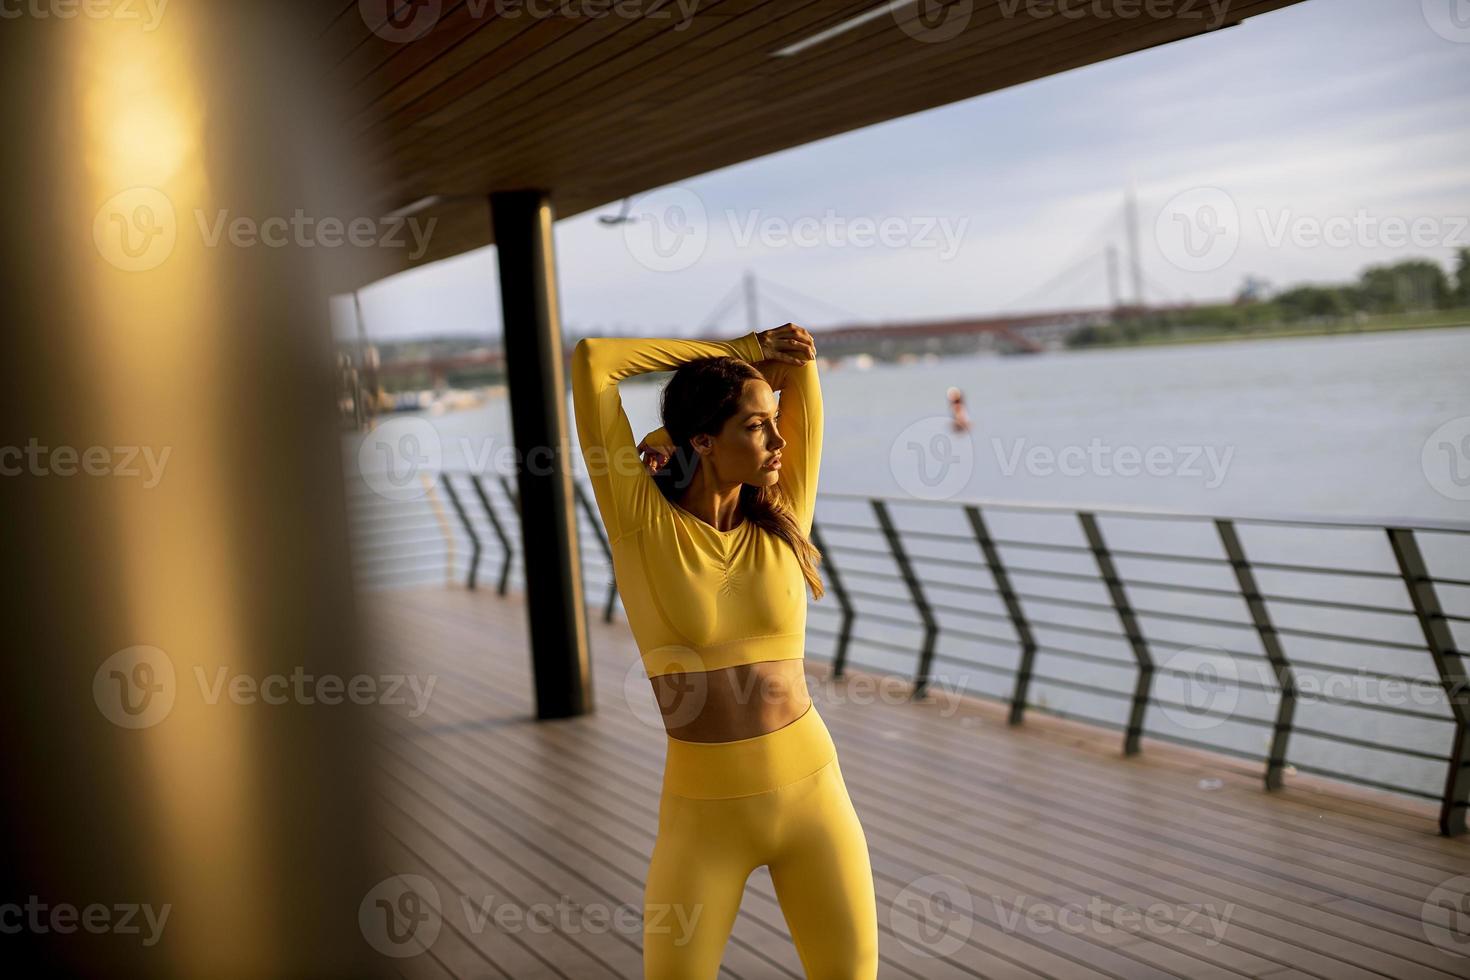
[347,473,1470,837]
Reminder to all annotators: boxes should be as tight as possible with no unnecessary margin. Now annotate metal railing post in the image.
[469,475,514,596]
[498,474,521,516]
[966,505,1036,726]
[440,474,482,590]
[1217,519,1295,791]
[1388,527,1470,837]
[1079,512,1152,756]
[810,520,854,678]
[573,481,619,623]
[420,473,457,588]
[872,500,938,699]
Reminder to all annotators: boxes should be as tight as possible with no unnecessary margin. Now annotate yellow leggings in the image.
[643,703,879,979]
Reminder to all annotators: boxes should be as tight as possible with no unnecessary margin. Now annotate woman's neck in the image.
[677,469,745,532]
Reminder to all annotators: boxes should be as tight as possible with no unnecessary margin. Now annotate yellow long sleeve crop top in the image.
[570,331,822,678]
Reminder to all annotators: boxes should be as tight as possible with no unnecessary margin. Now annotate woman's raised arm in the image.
[752,353,823,536]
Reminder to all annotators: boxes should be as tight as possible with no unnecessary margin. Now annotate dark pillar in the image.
[489,189,594,720]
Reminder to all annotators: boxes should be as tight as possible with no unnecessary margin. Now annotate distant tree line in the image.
[1271,249,1470,321]
[1069,248,1470,347]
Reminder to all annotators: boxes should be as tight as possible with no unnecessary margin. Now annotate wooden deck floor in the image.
[364,586,1470,980]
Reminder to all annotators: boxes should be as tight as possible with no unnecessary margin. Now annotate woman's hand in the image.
[637,428,675,475]
[756,323,815,364]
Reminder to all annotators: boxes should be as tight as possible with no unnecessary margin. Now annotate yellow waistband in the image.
[661,703,837,800]
[642,632,806,678]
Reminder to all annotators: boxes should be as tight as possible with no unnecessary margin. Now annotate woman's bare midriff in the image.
[651,659,812,743]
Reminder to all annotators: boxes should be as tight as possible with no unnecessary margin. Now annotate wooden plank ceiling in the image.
[320,0,1307,276]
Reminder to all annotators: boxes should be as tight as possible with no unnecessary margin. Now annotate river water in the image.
[348,326,1470,805]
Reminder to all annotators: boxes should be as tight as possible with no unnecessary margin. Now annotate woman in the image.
[570,323,879,979]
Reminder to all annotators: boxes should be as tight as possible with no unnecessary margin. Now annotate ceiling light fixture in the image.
[769,1,918,58]
[381,194,448,219]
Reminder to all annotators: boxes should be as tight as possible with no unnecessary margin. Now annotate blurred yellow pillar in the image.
[1,2,396,975]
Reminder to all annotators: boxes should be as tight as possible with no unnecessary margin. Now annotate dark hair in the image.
[651,356,824,599]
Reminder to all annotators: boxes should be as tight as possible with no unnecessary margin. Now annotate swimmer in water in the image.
[948,385,971,433]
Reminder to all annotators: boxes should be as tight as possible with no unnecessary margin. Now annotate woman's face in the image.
[697,379,786,487]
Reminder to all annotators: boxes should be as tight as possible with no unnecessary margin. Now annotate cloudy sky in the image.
[334,0,1470,342]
